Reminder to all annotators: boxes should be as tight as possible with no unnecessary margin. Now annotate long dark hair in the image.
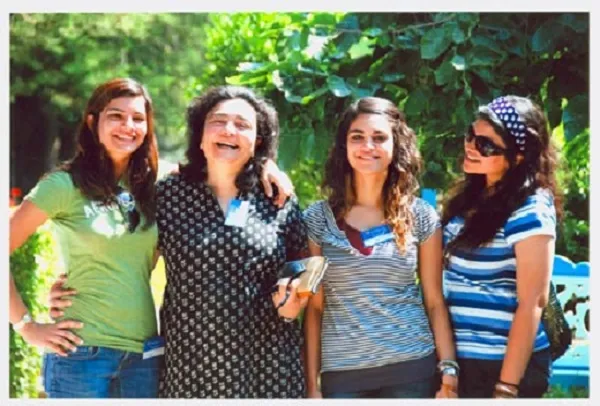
[442,95,562,254]
[179,85,279,192]
[59,77,158,230]
[323,97,421,252]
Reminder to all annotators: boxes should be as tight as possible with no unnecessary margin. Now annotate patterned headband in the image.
[487,96,527,152]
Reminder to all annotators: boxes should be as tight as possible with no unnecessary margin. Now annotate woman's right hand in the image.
[48,273,77,319]
[18,320,84,356]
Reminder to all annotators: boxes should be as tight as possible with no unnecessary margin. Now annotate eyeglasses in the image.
[464,127,507,157]
[116,187,140,233]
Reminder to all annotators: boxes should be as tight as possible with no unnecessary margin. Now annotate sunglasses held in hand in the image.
[273,256,329,309]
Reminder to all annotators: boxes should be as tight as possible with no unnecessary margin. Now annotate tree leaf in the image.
[337,14,359,30]
[451,55,466,71]
[474,68,493,83]
[404,88,429,116]
[237,62,266,72]
[467,46,501,67]
[334,31,361,55]
[348,36,376,59]
[531,20,563,54]
[381,73,405,83]
[558,13,588,34]
[327,75,351,97]
[434,60,456,86]
[470,35,505,56]
[364,27,383,37]
[301,86,329,105]
[562,94,589,142]
[420,27,452,60]
[284,89,303,103]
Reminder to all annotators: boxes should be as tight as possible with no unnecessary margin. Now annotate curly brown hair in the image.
[59,78,158,230]
[442,95,562,254]
[323,97,421,253]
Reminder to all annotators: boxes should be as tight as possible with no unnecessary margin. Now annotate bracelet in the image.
[498,379,519,389]
[494,382,518,398]
[437,359,460,373]
[281,316,295,323]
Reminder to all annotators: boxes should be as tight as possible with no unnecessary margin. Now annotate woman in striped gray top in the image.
[303,97,457,398]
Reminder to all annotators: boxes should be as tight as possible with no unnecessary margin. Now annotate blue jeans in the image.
[42,346,160,398]
[325,376,435,398]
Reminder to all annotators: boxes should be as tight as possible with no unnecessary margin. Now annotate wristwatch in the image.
[13,312,33,331]
[441,366,459,378]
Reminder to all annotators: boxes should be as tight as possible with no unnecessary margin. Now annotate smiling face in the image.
[463,119,511,185]
[346,113,394,175]
[200,98,258,168]
[90,96,148,164]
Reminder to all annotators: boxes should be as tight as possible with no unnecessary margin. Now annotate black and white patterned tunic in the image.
[156,174,307,398]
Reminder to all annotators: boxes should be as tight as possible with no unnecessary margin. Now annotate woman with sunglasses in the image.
[303,97,457,398]
[9,78,292,398]
[441,95,561,398]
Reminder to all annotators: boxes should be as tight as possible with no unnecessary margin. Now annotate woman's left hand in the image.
[272,279,309,319]
[435,376,459,398]
[261,159,294,208]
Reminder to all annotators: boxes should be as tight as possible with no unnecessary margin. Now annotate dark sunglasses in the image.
[116,187,140,233]
[464,127,507,157]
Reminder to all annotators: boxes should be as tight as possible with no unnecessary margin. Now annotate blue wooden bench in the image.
[421,189,590,390]
[548,255,590,389]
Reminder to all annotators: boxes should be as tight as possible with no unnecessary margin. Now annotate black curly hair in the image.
[179,85,279,192]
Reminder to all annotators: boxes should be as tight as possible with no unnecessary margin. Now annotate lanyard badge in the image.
[142,336,165,360]
[360,224,394,247]
[224,199,250,227]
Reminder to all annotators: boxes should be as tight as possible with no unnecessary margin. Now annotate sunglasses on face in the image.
[464,127,507,157]
[116,187,140,233]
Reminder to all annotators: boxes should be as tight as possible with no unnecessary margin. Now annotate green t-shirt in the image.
[25,171,158,353]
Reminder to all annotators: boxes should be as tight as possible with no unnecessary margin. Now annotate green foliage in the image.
[544,384,588,398]
[196,12,589,261]
[288,159,324,209]
[9,224,59,398]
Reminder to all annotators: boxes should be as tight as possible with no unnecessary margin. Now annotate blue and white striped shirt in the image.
[443,189,555,360]
[303,198,439,372]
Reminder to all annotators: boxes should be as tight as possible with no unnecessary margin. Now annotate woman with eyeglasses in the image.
[441,95,561,398]
[303,97,457,399]
[9,78,292,398]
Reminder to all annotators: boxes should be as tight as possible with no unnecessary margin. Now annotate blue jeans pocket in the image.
[44,347,110,398]
[63,346,101,360]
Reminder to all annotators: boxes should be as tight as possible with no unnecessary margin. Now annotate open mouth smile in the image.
[216,142,240,150]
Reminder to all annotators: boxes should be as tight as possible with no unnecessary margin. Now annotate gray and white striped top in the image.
[303,198,440,372]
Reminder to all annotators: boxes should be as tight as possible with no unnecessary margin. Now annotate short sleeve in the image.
[24,171,75,218]
[413,197,441,244]
[505,190,556,246]
[284,195,308,261]
[302,200,327,246]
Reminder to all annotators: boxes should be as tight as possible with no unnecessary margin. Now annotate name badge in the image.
[224,199,250,227]
[360,224,394,247]
[142,336,165,360]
